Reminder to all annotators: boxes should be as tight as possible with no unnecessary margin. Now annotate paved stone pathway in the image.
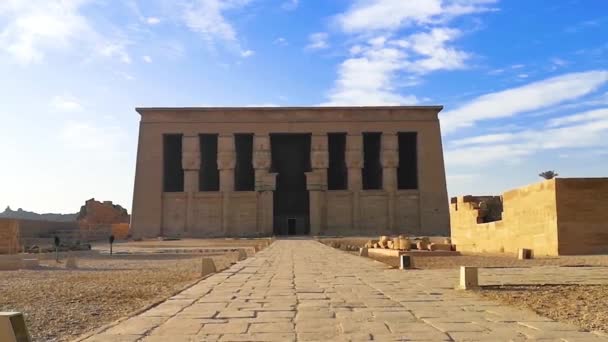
[84,240,608,341]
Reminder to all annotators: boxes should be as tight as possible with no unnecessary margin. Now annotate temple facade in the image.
[130,107,450,238]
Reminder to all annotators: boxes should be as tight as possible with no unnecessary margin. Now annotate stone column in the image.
[381,133,399,232]
[345,134,363,231]
[253,134,275,235]
[307,134,328,235]
[182,135,201,235]
[217,134,236,235]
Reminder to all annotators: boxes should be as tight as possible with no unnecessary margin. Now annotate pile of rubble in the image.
[365,235,455,252]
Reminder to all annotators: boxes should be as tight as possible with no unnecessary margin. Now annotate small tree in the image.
[539,170,559,179]
[109,235,115,255]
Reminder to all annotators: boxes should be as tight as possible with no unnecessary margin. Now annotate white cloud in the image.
[182,0,250,43]
[274,37,288,46]
[0,0,93,63]
[322,42,418,106]
[240,49,254,57]
[50,95,83,112]
[547,108,608,128]
[445,107,608,167]
[323,0,487,106]
[146,17,161,25]
[0,0,135,64]
[142,55,152,63]
[281,0,299,11]
[405,28,469,73]
[441,70,608,133]
[98,41,131,64]
[306,32,329,50]
[337,0,497,33]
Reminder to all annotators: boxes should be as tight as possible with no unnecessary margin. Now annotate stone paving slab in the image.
[83,240,608,341]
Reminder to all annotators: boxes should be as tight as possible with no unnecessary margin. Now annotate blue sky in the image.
[1,0,607,214]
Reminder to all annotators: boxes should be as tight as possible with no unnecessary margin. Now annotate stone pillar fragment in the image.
[253,134,275,235]
[217,134,236,235]
[182,135,201,234]
[381,133,399,232]
[308,134,329,235]
[346,134,363,232]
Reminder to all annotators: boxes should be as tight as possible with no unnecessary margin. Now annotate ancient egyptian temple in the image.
[130,107,450,238]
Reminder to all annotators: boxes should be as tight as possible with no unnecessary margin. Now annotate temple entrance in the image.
[271,134,311,235]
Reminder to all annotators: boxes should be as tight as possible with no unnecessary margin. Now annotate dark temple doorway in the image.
[271,134,311,235]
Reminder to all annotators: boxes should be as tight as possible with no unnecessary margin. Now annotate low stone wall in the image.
[451,180,560,256]
[451,178,608,256]
[0,218,20,254]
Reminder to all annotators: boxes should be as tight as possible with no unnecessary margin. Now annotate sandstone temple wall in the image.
[451,178,608,256]
[556,178,608,255]
[131,107,450,238]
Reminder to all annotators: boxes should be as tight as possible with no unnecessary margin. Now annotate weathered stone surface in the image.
[84,240,604,342]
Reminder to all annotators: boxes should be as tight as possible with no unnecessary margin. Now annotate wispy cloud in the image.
[441,70,608,133]
[445,105,608,168]
[337,0,497,32]
[50,95,83,112]
[281,0,299,11]
[323,0,494,106]
[306,32,329,50]
[0,0,133,64]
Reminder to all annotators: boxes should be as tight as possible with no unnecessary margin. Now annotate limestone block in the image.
[429,243,452,251]
[518,248,533,260]
[65,256,78,269]
[237,249,247,261]
[359,247,368,257]
[305,171,327,191]
[311,134,328,151]
[253,135,270,151]
[458,266,479,290]
[416,240,429,250]
[201,257,217,276]
[387,241,394,249]
[0,312,31,342]
[398,237,411,251]
[392,238,400,250]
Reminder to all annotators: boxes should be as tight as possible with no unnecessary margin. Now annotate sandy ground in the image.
[480,284,608,334]
[0,238,267,342]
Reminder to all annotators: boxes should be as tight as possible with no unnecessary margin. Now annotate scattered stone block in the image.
[399,255,412,270]
[387,241,394,249]
[458,266,479,290]
[237,249,247,261]
[398,237,411,251]
[443,238,452,244]
[518,248,533,260]
[22,259,39,269]
[0,312,31,342]
[359,247,368,257]
[429,243,452,251]
[65,255,78,269]
[416,240,429,250]
[201,258,217,277]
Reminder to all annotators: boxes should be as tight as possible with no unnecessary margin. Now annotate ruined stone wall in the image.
[556,178,608,255]
[0,219,20,254]
[451,180,560,256]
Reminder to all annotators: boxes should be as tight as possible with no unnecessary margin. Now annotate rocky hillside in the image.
[0,206,78,222]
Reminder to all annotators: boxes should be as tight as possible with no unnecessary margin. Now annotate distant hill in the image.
[0,206,78,222]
